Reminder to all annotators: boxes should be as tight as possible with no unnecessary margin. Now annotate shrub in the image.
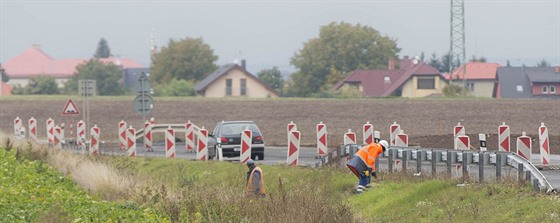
[443,84,469,97]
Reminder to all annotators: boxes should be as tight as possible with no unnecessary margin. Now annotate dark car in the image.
[208,121,265,160]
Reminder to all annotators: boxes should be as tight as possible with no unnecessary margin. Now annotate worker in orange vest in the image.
[346,140,388,194]
[246,159,266,198]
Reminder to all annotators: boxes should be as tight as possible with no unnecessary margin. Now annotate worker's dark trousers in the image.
[356,175,370,193]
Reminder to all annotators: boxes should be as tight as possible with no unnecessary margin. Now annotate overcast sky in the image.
[1,0,559,74]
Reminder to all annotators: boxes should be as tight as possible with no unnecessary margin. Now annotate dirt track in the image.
[0,97,558,154]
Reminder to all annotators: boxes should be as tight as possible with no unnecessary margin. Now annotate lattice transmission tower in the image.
[449,0,466,86]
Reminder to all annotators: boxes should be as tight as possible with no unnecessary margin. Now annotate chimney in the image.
[241,59,246,70]
[388,58,396,70]
[555,65,559,73]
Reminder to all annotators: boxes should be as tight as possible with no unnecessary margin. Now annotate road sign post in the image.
[134,72,153,122]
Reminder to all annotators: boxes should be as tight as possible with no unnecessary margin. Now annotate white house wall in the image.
[204,69,277,98]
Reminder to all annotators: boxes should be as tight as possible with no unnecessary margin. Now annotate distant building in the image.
[496,66,560,99]
[448,62,501,97]
[195,62,279,98]
[3,45,144,89]
[334,56,447,98]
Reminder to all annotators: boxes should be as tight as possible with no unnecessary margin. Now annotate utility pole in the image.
[449,0,466,87]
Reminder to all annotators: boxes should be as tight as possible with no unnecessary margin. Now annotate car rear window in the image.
[222,123,260,135]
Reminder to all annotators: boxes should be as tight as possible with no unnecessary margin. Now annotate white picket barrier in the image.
[118,120,127,150]
[144,120,153,152]
[498,122,510,152]
[396,130,408,147]
[538,122,550,166]
[28,117,37,142]
[46,118,55,144]
[390,122,401,147]
[287,130,300,166]
[127,126,136,157]
[240,128,252,164]
[165,127,175,158]
[197,127,208,161]
[454,122,465,150]
[363,121,374,145]
[516,131,532,162]
[90,125,100,155]
[185,120,194,153]
[316,121,328,157]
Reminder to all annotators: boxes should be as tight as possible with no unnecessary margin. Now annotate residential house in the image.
[3,45,144,89]
[334,56,447,98]
[194,62,278,98]
[448,62,501,97]
[496,66,560,99]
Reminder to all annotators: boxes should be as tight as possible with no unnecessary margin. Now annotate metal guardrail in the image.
[135,124,202,140]
[327,144,555,193]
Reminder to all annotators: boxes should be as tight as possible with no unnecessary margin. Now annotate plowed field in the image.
[1,97,558,154]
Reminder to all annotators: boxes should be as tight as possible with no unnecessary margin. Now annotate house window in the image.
[466,82,474,92]
[226,79,232,96]
[551,85,556,94]
[542,86,548,94]
[516,85,523,92]
[240,79,247,96]
[384,76,391,83]
[417,77,435,89]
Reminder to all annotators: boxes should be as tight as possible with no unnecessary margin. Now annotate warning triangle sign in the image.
[62,99,80,115]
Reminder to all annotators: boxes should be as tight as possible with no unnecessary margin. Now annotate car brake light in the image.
[255,136,263,141]
[219,137,228,144]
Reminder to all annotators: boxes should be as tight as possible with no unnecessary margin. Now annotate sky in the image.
[1,0,559,75]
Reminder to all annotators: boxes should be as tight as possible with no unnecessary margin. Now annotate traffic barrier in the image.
[197,127,208,161]
[344,129,356,145]
[538,122,550,166]
[516,131,531,162]
[374,131,380,143]
[287,121,297,142]
[390,122,400,146]
[53,126,62,149]
[316,121,327,157]
[287,130,300,166]
[479,134,487,151]
[456,135,470,150]
[396,130,408,147]
[118,120,127,150]
[89,125,100,155]
[185,120,194,153]
[14,117,23,137]
[454,122,465,150]
[144,120,153,152]
[60,123,65,141]
[46,118,54,144]
[498,122,510,152]
[127,126,136,157]
[240,128,252,164]
[28,117,37,142]
[69,120,74,139]
[165,127,175,158]
[77,120,86,152]
[363,121,374,144]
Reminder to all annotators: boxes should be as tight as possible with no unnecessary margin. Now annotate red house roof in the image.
[3,45,144,78]
[448,62,501,80]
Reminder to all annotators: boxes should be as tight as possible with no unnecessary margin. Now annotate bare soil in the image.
[1,97,558,154]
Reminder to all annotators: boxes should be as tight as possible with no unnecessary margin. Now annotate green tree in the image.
[65,59,126,95]
[288,22,400,97]
[536,59,550,67]
[151,37,218,85]
[155,79,196,96]
[94,38,111,58]
[506,60,512,67]
[257,66,284,96]
[0,63,9,83]
[428,53,443,72]
[12,76,59,95]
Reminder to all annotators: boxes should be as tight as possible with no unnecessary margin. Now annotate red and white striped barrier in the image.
[516,132,531,162]
[69,120,74,139]
[374,131,380,143]
[498,122,510,152]
[77,120,86,150]
[185,120,195,153]
[118,120,127,150]
[287,130,300,166]
[479,134,487,151]
[165,127,175,158]
[144,120,153,152]
[46,118,55,144]
[363,121,374,144]
[60,123,65,141]
[344,129,356,145]
[197,127,208,161]
[53,125,62,149]
[539,122,550,166]
[316,121,327,157]
[456,135,470,150]
[14,117,23,137]
[454,122,465,150]
[127,126,136,157]
[89,125,100,155]
[396,130,408,147]
[390,122,401,147]
[240,128,252,164]
[287,121,297,142]
[28,117,37,142]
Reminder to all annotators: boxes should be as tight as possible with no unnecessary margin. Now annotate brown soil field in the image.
[1,97,559,154]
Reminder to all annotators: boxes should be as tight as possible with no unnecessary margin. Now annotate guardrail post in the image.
[518,163,524,184]
[525,170,531,182]
[431,150,437,177]
[375,157,379,172]
[496,153,502,182]
[533,179,540,191]
[478,152,484,183]
[388,149,394,173]
[402,150,409,173]
[416,151,422,174]
[446,152,452,178]
[462,152,469,182]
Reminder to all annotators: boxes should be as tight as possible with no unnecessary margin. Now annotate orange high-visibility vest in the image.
[355,143,384,171]
[246,166,266,197]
